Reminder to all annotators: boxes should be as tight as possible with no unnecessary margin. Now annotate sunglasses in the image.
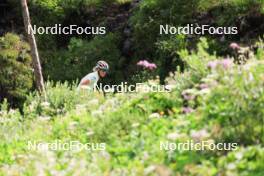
[100,69,108,73]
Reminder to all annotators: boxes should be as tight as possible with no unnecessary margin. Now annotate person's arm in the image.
[79,79,91,90]
[80,79,90,86]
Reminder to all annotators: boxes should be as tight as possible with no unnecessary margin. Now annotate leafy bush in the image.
[218,146,264,176]
[1,43,264,175]
[130,0,198,58]
[179,38,217,82]
[201,60,264,145]
[0,33,33,109]
[23,81,93,118]
[43,33,121,83]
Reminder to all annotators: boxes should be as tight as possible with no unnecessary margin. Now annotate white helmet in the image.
[94,60,109,71]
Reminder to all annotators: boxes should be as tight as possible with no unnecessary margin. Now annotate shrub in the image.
[0,33,33,109]
[217,146,264,175]
[43,33,121,84]
[201,60,264,145]
[179,38,217,82]
[23,81,90,118]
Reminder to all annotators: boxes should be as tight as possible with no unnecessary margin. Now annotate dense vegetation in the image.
[0,0,264,175]
[1,38,264,175]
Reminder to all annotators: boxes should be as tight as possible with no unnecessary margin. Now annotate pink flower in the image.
[148,63,157,70]
[182,94,195,101]
[229,42,240,50]
[182,107,194,114]
[207,59,233,70]
[181,90,195,101]
[190,129,210,141]
[199,83,209,90]
[207,60,218,69]
[137,60,157,70]
[137,60,149,67]
[220,59,233,69]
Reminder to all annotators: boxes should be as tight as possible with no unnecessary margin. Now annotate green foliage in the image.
[44,33,121,83]
[0,33,33,109]
[1,1,264,175]
[201,60,264,145]
[179,38,217,81]
[198,0,264,25]
[130,0,198,58]
[23,81,93,118]
[130,0,264,82]
[156,34,187,83]
[218,146,264,176]
[1,49,264,175]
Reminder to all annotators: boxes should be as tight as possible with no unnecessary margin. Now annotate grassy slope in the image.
[1,54,264,175]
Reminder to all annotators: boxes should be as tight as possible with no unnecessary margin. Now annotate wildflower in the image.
[86,130,94,136]
[182,93,195,101]
[181,89,197,101]
[229,42,240,50]
[148,63,157,70]
[182,107,194,114]
[137,60,157,70]
[199,83,209,90]
[88,99,99,106]
[190,129,210,142]
[144,165,156,175]
[220,59,233,69]
[99,151,111,160]
[68,121,78,130]
[208,59,233,70]
[137,60,148,67]
[207,60,218,69]
[167,132,186,140]
[91,110,103,117]
[39,116,51,121]
[235,152,243,160]
[149,113,161,119]
[227,163,236,170]
[41,101,50,107]
[132,123,140,128]
[8,109,16,115]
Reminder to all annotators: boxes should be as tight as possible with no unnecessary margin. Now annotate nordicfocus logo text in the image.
[28,24,106,35]
[27,140,106,151]
[160,24,238,35]
[160,141,238,151]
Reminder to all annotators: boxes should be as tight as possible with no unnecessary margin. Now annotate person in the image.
[78,60,109,91]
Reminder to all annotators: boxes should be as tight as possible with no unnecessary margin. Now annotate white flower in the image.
[41,101,50,107]
[149,113,161,119]
[91,110,103,117]
[132,123,140,128]
[8,109,16,115]
[142,151,149,161]
[39,116,51,121]
[190,129,210,142]
[235,152,243,160]
[144,165,156,175]
[88,99,99,106]
[227,163,236,170]
[167,132,185,140]
[99,151,111,160]
[68,121,78,130]
[86,130,94,136]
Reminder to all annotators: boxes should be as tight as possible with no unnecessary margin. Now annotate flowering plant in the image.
[137,60,157,70]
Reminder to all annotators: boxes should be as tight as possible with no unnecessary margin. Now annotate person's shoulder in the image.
[84,72,98,81]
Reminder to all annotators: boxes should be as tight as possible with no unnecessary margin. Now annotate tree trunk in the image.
[21,0,45,93]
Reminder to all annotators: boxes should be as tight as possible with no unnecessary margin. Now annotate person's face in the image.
[99,70,107,77]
